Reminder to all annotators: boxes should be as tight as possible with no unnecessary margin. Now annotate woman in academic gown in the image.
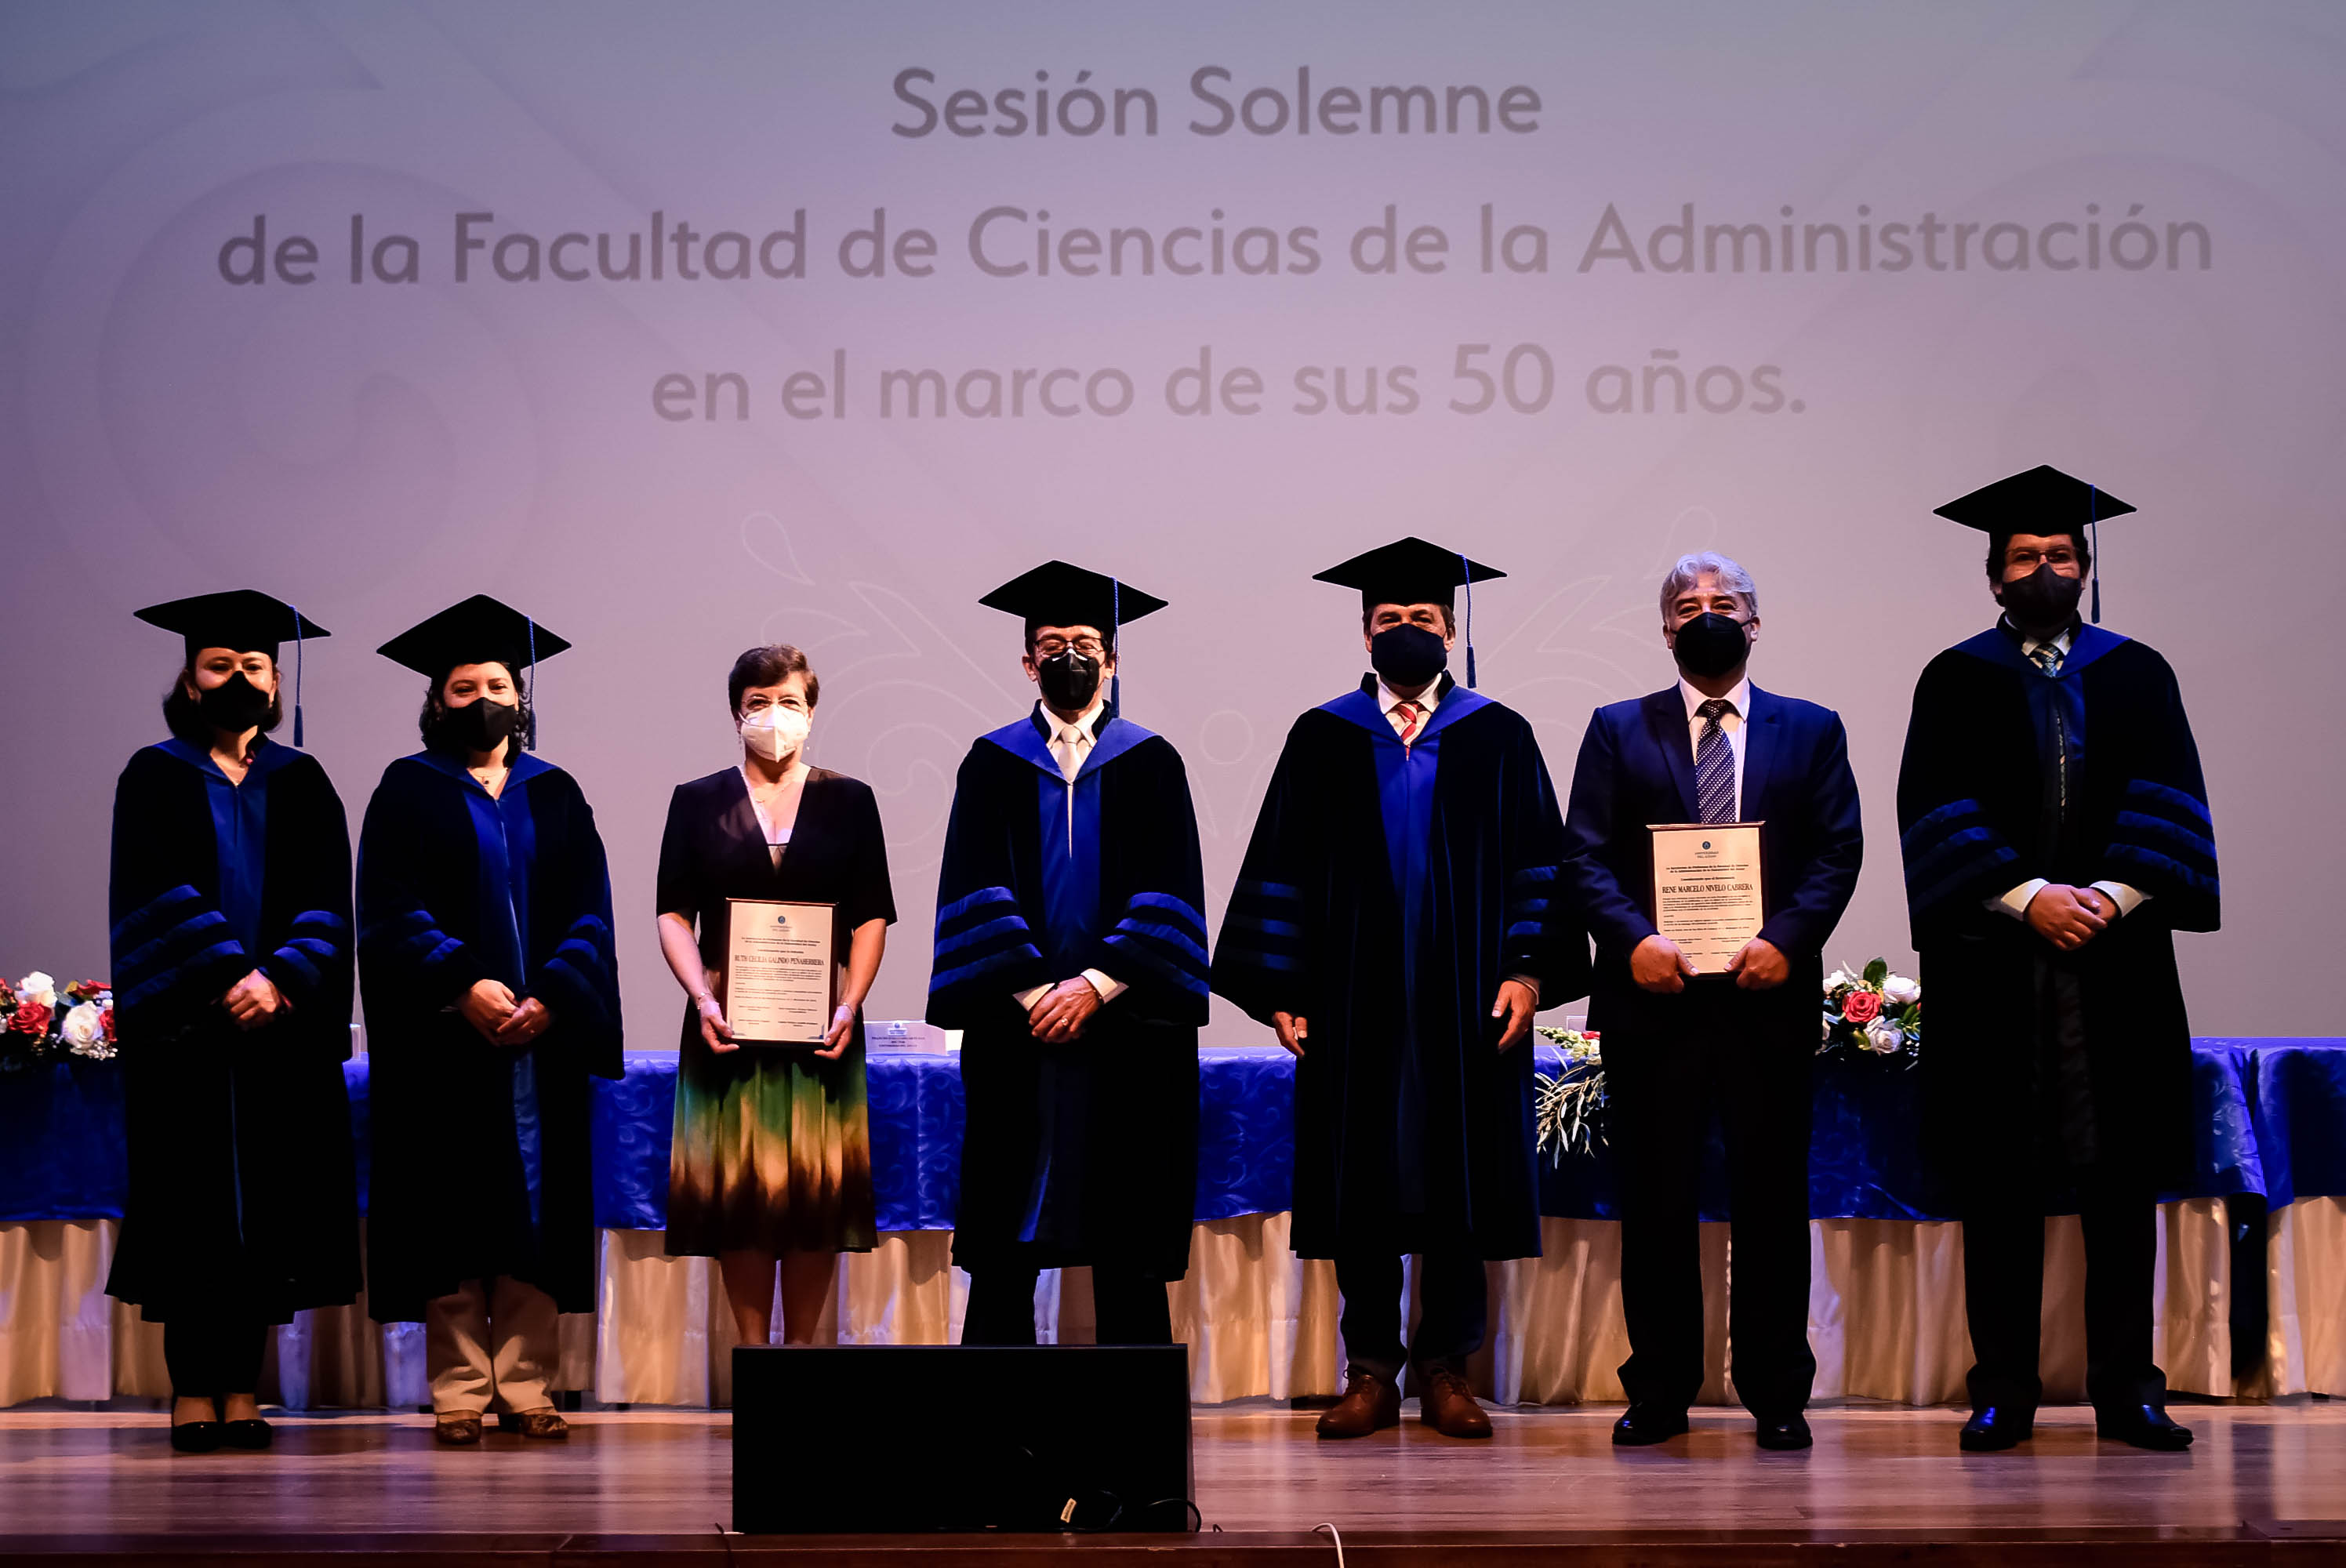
[107,591,361,1454]
[356,596,621,1445]
[656,644,895,1345]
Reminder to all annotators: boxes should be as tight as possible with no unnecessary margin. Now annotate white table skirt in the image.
[4,1200,2341,1409]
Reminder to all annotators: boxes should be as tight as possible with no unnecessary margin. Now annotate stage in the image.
[2,1403,2341,1564]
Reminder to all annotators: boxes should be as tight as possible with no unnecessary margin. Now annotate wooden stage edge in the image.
[3,1404,2344,1566]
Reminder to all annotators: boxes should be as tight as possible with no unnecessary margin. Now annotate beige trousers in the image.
[423,1276,558,1417]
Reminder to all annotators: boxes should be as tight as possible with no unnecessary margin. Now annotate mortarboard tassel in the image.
[290,604,305,746]
[1459,551,1478,688]
[2088,487,2102,624]
[1110,577,1123,713]
[525,615,539,750]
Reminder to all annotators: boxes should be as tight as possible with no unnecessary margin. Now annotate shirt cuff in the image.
[1502,973,1541,1006]
[1013,984,1050,1011]
[1992,879,2050,920]
[1080,968,1127,1004]
[2090,880,2147,918]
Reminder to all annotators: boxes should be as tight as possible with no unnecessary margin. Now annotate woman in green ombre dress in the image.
[656,644,895,1344]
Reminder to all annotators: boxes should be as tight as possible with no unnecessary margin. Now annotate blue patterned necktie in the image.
[1694,698,1738,824]
[2031,641,2065,678]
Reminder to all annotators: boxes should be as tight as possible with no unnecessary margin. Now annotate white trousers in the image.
[423,1276,558,1417]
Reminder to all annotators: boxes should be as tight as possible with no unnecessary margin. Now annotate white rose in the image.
[1881,975,1920,1007]
[16,972,55,1007]
[1863,1018,1905,1054]
[60,1003,103,1048]
[1825,967,1855,990]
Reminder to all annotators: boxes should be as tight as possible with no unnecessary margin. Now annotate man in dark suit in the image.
[1560,551,1864,1450]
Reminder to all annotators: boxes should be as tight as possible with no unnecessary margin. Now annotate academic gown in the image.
[926,706,1208,1281]
[1896,623,2218,1201]
[104,739,361,1323]
[357,750,623,1322]
[1213,676,1589,1261]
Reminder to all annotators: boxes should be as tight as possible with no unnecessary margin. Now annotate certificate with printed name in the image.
[1648,823,1766,974]
[724,898,837,1046]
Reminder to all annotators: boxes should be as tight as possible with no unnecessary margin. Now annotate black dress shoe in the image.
[220,1418,273,1451]
[1959,1406,2034,1452]
[1756,1414,1812,1450]
[1611,1403,1690,1446]
[169,1421,223,1454]
[2097,1404,2194,1451]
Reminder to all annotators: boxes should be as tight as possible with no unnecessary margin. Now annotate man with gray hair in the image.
[1560,550,1863,1450]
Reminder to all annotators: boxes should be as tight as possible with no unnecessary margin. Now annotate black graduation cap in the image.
[377,594,572,750]
[135,589,329,745]
[1313,536,1506,687]
[977,561,1168,633]
[1934,465,2134,624]
[979,561,1166,714]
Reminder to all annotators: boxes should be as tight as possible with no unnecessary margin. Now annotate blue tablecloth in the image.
[5,1040,2341,1231]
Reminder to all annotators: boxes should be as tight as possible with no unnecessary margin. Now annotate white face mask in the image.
[740,707,811,761]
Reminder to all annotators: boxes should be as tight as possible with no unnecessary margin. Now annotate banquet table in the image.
[2,1039,2341,1410]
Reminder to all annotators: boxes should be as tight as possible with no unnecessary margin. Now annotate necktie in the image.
[1394,700,1425,747]
[1052,724,1087,782]
[1694,698,1737,824]
[2031,642,2065,678]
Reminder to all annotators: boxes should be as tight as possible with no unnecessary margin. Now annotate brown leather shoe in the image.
[509,1408,569,1439]
[433,1413,484,1446]
[1417,1367,1492,1439]
[1315,1368,1401,1439]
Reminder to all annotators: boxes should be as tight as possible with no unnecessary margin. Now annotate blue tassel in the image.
[1458,551,1477,687]
[1110,577,1123,712]
[290,603,305,746]
[2089,488,2102,624]
[525,615,539,750]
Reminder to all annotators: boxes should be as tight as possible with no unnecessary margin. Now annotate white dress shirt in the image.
[1377,677,1441,741]
[1985,622,2146,922]
[1678,674,1752,820]
[1015,698,1125,1010]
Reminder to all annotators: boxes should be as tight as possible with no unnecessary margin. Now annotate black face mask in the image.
[1997,563,2085,631]
[434,695,521,753]
[1037,650,1103,712]
[196,671,273,731]
[1671,612,1751,679]
[1370,625,1448,688]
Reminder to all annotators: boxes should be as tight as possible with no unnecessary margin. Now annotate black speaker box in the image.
[732,1345,1194,1534]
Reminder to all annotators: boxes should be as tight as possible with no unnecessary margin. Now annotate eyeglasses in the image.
[1033,637,1106,659]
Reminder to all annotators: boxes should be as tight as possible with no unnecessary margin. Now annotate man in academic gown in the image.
[1898,466,2217,1453]
[928,562,1208,1348]
[1213,538,1589,1441]
[358,597,623,1443]
[1560,552,1863,1451]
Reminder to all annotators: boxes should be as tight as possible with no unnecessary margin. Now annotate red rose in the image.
[100,1007,115,1042]
[1839,990,1882,1025]
[11,1000,52,1035]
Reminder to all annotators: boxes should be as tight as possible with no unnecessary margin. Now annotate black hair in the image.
[416,659,531,748]
[1986,529,2092,579]
[728,644,819,716]
[1023,619,1116,656]
[162,665,281,745]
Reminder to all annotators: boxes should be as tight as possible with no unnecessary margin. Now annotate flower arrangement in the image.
[0,973,116,1069]
[1821,958,1919,1064]
[1532,1026,1606,1161]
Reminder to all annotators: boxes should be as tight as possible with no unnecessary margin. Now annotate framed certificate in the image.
[723,898,838,1046]
[1647,822,1766,974]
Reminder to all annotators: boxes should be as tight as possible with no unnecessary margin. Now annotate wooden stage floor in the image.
[2,1402,2342,1564]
